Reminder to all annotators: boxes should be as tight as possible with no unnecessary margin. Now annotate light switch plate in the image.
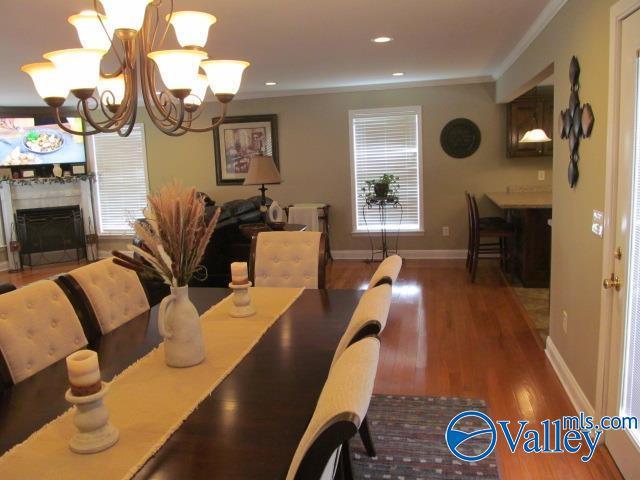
[592,210,604,237]
[538,170,546,181]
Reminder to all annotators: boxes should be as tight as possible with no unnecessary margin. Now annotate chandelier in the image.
[20,0,250,137]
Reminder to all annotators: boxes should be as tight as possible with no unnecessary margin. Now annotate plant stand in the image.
[361,196,403,262]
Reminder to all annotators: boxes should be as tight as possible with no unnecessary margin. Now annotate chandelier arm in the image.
[93,0,124,67]
[51,108,98,136]
[178,102,229,133]
[157,0,175,49]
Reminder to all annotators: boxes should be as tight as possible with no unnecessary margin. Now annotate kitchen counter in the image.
[486,191,552,209]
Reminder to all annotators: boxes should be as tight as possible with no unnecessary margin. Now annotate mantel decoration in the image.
[21,1,250,137]
[559,56,595,188]
[0,173,95,186]
[113,182,221,367]
[440,118,481,158]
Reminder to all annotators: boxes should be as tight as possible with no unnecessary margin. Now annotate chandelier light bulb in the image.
[43,48,106,98]
[68,10,114,51]
[167,11,217,48]
[21,62,68,106]
[185,74,210,108]
[98,74,126,107]
[98,0,152,32]
[148,49,208,97]
[201,60,250,98]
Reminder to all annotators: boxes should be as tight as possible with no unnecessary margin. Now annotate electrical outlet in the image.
[442,226,450,237]
[562,310,568,334]
[538,170,546,181]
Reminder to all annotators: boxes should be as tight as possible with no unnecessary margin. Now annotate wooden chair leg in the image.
[359,416,377,457]
[341,441,354,480]
[499,238,505,272]
[471,240,480,283]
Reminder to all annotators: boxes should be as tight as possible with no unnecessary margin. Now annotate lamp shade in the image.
[185,74,209,107]
[98,74,126,105]
[43,48,106,92]
[244,156,281,185]
[98,0,152,31]
[520,128,552,143]
[68,10,114,51]
[148,50,207,93]
[167,11,217,48]
[21,62,68,101]
[201,60,250,96]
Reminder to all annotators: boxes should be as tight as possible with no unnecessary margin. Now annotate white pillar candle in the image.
[231,262,249,285]
[66,349,101,387]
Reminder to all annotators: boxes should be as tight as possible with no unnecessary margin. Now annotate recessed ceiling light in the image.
[371,36,393,43]
[265,81,277,86]
[392,72,405,76]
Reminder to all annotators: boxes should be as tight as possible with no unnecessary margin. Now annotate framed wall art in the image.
[212,114,279,185]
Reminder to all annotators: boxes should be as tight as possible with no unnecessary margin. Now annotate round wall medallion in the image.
[440,118,481,158]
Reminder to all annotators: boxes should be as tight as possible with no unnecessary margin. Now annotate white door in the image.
[605,6,640,478]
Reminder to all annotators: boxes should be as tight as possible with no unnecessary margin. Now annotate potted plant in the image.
[113,182,220,368]
[361,173,400,201]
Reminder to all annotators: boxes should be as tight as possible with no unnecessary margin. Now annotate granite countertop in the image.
[486,191,552,209]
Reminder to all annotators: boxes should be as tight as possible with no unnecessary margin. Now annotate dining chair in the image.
[59,258,150,340]
[329,283,391,459]
[250,231,327,288]
[286,336,380,480]
[367,254,402,289]
[468,193,515,282]
[0,280,88,387]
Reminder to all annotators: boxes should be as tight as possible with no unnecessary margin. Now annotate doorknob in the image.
[603,273,622,291]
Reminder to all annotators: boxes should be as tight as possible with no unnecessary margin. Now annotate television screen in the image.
[0,117,86,167]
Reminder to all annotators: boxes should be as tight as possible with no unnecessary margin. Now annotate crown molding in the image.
[494,0,568,79]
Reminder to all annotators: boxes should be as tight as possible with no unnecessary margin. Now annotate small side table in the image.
[362,196,402,262]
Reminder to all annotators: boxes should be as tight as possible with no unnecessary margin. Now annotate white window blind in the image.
[350,106,422,232]
[90,124,149,235]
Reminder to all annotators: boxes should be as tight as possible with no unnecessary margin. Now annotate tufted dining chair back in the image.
[63,258,150,336]
[367,254,402,289]
[250,231,326,289]
[286,337,380,480]
[0,280,88,386]
[330,284,392,369]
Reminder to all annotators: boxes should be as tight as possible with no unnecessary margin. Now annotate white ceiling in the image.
[0,0,554,106]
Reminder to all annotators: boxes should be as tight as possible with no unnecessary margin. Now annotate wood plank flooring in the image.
[0,259,624,479]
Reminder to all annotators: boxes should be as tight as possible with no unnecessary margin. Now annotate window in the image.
[88,124,149,235]
[349,106,423,232]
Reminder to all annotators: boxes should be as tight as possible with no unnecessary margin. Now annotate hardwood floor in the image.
[0,259,624,479]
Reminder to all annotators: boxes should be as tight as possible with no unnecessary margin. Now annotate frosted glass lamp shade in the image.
[43,48,106,97]
[244,156,281,185]
[148,50,207,96]
[21,62,68,105]
[98,75,126,105]
[68,10,114,51]
[167,11,217,48]
[185,74,209,107]
[520,128,552,143]
[98,0,152,31]
[201,60,250,98]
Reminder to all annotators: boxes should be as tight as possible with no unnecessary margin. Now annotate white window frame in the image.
[348,105,424,234]
[86,123,150,237]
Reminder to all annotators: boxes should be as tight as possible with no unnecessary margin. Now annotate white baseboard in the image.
[332,249,468,260]
[545,336,595,417]
[0,260,8,272]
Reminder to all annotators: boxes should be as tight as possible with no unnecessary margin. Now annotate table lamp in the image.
[243,155,281,208]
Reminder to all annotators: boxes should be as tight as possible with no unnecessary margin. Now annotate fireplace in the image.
[15,206,87,267]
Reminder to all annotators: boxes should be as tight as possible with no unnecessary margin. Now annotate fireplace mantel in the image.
[0,177,98,271]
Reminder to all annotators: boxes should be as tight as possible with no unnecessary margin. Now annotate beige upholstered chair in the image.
[330,284,392,368]
[367,254,402,289]
[286,337,380,480]
[0,280,88,385]
[250,231,327,288]
[67,258,150,335]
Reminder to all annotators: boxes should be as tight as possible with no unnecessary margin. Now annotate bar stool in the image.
[465,192,515,282]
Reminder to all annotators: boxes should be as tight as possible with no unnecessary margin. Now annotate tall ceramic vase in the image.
[158,286,205,367]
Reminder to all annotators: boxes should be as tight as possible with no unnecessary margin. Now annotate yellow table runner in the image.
[0,287,304,480]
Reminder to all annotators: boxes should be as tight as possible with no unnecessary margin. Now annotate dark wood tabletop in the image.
[0,287,361,479]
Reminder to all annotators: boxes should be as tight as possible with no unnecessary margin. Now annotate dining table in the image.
[0,287,362,479]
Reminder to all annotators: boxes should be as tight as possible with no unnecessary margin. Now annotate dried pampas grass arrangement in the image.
[113,182,220,287]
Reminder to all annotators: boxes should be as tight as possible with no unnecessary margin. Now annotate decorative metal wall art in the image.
[440,118,481,158]
[559,56,595,188]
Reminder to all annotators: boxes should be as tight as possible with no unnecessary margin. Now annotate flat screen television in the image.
[0,116,86,167]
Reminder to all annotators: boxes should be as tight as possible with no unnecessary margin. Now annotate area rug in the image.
[351,395,500,479]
